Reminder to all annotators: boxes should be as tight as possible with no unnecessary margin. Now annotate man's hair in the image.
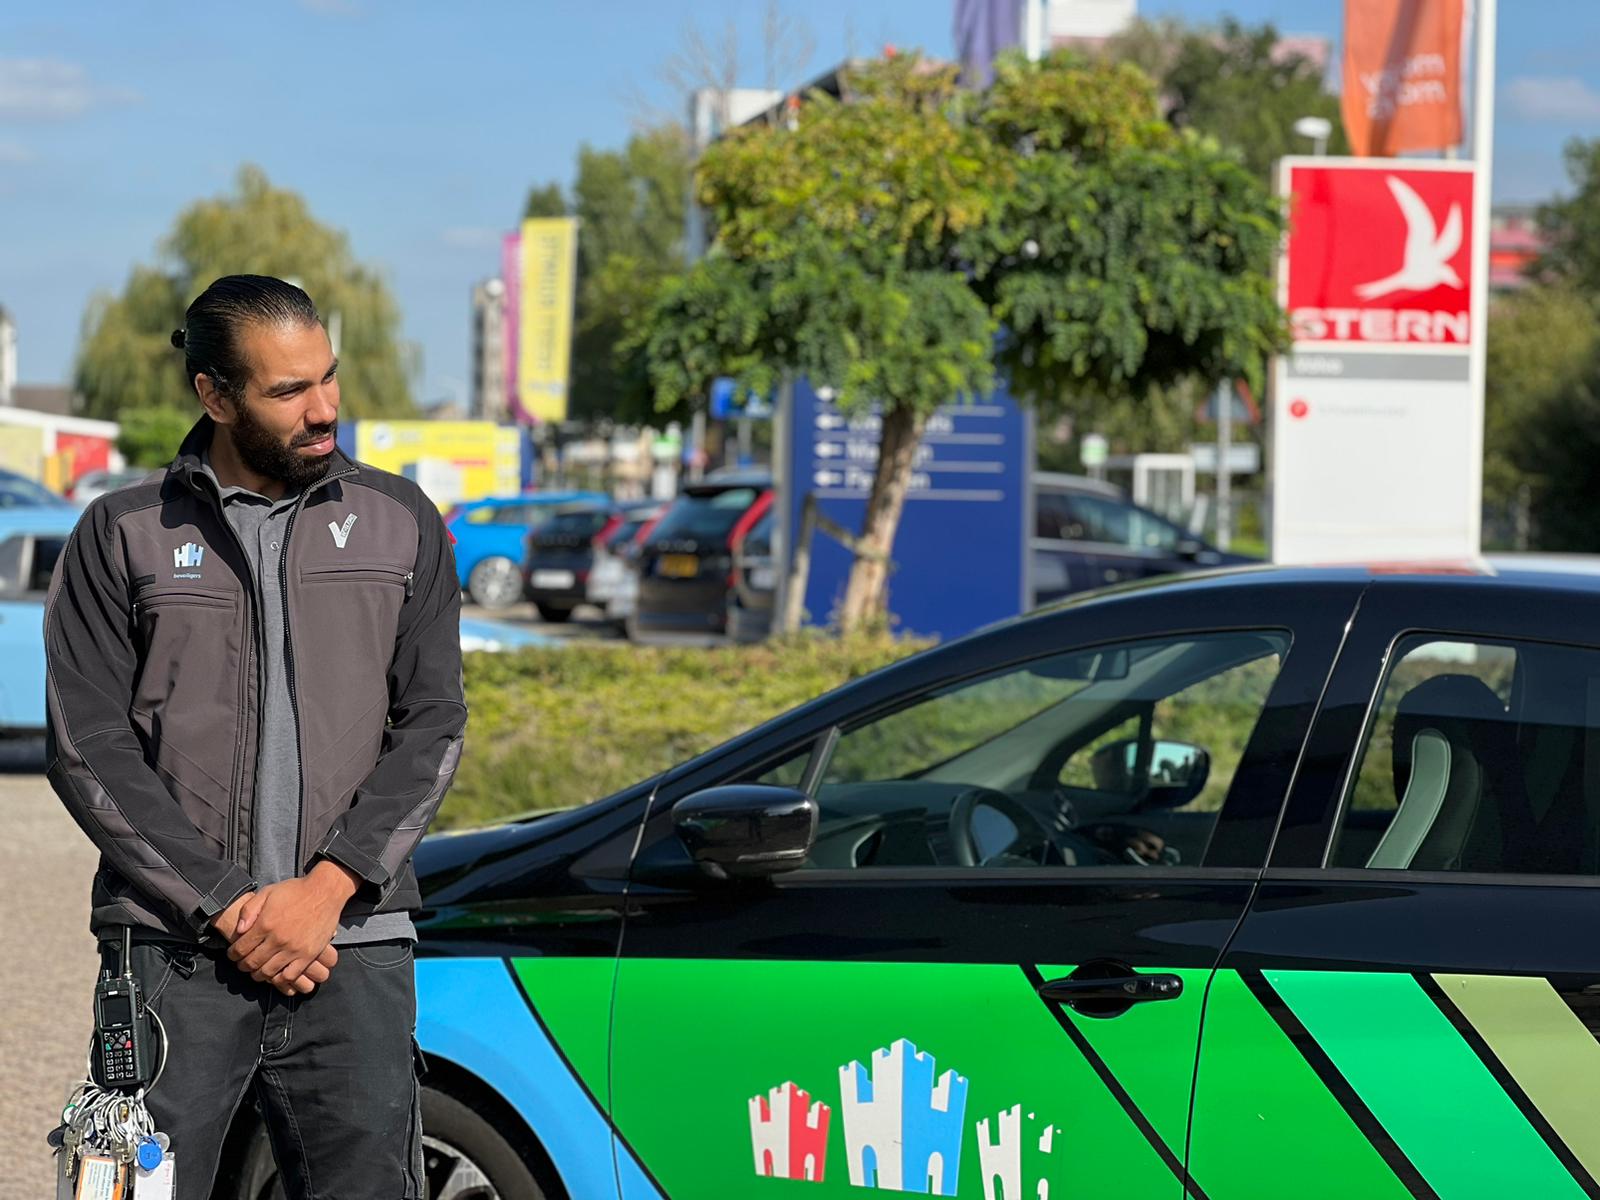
[171,275,320,403]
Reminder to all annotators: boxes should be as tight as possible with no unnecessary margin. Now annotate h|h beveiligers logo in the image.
[173,542,204,570]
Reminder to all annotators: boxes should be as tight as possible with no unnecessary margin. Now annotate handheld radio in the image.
[92,928,157,1090]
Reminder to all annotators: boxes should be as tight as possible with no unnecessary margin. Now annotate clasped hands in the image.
[211,860,361,996]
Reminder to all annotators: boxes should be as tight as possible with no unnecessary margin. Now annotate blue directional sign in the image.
[781,378,1032,640]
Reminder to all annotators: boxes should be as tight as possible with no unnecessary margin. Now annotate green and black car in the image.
[224,564,1600,1200]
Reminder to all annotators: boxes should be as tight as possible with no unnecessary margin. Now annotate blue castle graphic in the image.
[839,1038,969,1194]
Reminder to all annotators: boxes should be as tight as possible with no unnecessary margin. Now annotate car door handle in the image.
[1036,973,1183,1004]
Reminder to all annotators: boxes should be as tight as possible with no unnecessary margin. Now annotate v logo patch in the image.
[328,514,358,549]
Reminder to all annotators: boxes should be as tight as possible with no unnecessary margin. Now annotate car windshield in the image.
[0,473,68,508]
[650,488,759,543]
[541,509,611,538]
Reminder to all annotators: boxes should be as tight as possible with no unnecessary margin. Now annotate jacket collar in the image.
[171,415,357,501]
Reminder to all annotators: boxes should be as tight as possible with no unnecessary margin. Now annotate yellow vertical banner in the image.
[518,216,579,423]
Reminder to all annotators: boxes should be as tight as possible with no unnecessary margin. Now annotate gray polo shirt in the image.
[200,456,414,945]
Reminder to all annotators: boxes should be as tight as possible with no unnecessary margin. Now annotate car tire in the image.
[534,603,573,624]
[238,1086,550,1200]
[468,556,523,611]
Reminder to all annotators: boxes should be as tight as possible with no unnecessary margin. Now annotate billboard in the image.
[517,217,578,424]
[781,381,1032,641]
[1271,158,1481,564]
[344,421,524,508]
[1342,0,1466,158]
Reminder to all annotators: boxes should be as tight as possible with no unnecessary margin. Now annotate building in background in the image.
[1046,0,1137,49]
[1490,207,1544,293]
[470,277,508,422]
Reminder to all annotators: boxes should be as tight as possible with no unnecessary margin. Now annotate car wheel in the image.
[243,1087,549,1200]
[468,557,523,610]
[534,603,573,624]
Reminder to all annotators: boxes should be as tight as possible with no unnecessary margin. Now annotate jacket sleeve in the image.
[312,495,466,901]
[45,498,258,934]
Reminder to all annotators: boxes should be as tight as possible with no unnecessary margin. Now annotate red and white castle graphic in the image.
[749,1081,832,1183]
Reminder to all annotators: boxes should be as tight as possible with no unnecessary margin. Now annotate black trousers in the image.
[93,935,424,1200]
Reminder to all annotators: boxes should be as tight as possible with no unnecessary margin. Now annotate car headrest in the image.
[1392,673,1509,798]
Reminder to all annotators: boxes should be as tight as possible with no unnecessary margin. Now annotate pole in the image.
[1023,0,1046,63]
[1467,0,1497,556]
[1215,381,1233,552]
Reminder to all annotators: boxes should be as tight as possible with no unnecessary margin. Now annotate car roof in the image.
[465,491,608,508]
[1033,471,1125,499]
[0,505,83,537]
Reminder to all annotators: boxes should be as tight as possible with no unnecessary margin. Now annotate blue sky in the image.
[3,1,1597,406]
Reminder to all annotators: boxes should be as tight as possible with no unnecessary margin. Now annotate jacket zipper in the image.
[279,465,359,873]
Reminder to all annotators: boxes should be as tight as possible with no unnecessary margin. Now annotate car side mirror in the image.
[1176,538,1205,561]
[672,785,817,880]
[1089,738,1210,810]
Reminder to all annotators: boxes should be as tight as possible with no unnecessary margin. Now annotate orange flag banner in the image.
[1343,0,1466,156]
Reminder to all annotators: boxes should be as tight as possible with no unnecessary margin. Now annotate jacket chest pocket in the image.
[130,584,246,749]
[300,561,414,595]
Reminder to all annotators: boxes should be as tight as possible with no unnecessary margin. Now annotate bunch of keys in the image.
[49,1079,174,1200]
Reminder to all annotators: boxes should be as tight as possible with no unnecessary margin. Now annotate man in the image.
[46,275,465,1200]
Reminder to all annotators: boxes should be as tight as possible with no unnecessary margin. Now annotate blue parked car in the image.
[0,502,82,735]
[446,492,608,610]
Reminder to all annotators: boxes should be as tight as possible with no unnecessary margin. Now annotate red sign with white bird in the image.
[1283,160,1475,348]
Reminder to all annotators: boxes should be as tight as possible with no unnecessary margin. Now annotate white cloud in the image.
[1506,76,1600,123]
[441,227,504,251]
[0,59,139,120]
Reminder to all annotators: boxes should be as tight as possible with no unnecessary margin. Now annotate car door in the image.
[531,581,1357,1200]
[1194,580,1600,1200]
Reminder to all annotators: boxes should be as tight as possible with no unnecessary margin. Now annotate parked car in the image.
[727,505,777,643]
[0,506,82,734]
[633,474,773,636]
[1033,471,1256,605]
[523,501,658,624]
[0,467,71,510]
[68,467,149,504]
[447,492,607,610]
[213,561,1600,1200]
[586,504,666,626]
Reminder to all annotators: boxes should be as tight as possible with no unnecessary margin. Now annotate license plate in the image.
[748,565,776,590]
[531,569,575,590]
[659,554,700,579]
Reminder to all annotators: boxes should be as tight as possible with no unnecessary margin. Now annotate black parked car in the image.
[1033,472,1256,604]
[221,563,1600,1199]
[523,501,655,623]
[727,506,776,643]
[633,474,772,637]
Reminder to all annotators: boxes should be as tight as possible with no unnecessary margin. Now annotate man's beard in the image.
[227,400,336,490]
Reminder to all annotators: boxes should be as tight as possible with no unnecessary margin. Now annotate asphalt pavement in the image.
[0,742,99,1200]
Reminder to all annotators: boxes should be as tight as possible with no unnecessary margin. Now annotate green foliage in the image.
[522,182,568,219]
[443,630,926,829]
[1107,17,1348,180]
[75,166,417,422]
[1536,139,1600,296]
[116,406,194,468]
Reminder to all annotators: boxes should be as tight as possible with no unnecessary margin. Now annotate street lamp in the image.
[1293,116,1333,156]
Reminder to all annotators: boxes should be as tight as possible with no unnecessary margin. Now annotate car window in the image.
[30,537,64,593]
[791,631,1288,871]
[491,505,533,525]
[540,509,611,538]
[1035,492,1084,541]
[0,536,26,596]
[465,506,497,525]
[1329,635,1600,876]
[650,488,759,543]
[0,474,66,508]
[1066,494,1185,553]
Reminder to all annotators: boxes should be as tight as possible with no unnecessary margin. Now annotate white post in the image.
[1215,381,1233,552]
[1467,0,1497,556]
[1023,0,1046,63]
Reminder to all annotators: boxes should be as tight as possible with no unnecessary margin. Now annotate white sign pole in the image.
[1466,0,1497,556]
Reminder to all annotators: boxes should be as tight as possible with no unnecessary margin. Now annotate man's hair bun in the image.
[170,328,186,350]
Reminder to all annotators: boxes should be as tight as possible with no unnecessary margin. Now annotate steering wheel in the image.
[946,787,1060,868]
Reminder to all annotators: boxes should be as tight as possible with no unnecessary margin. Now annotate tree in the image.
[116,405,194,468]
[636,52,1286,630]
[76,165,417,421]
[1484,287,1600,550]
[1107,18,1347,181]
[1536,139,1600,297]
[522,182,567,220]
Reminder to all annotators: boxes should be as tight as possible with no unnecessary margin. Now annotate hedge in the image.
[442,631,928,830]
